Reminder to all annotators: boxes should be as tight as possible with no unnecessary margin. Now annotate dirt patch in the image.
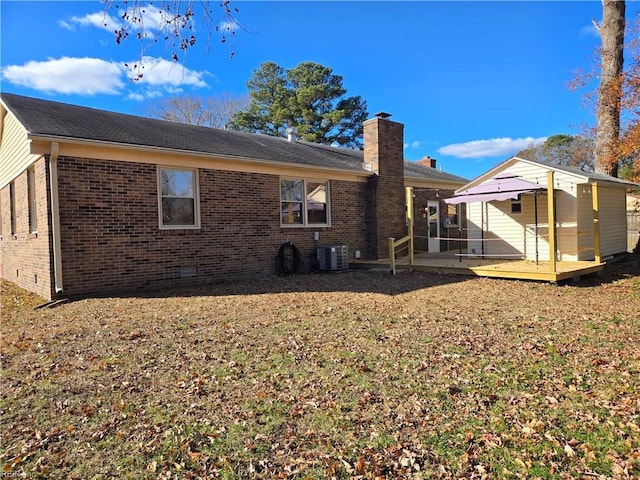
[1,256,639,479]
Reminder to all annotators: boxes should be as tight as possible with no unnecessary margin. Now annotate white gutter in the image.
[49,142,64,294]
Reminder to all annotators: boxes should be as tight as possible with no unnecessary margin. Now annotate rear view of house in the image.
[0,93,467,300]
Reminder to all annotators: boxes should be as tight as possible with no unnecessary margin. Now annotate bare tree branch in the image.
[141,93,249,129]
[101,0,242,80]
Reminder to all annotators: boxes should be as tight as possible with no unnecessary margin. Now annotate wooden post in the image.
[592,183,601,263]
[389,237,396,275]
[547,172,556,274]
[534,193,539,265]
[406,187,414,265]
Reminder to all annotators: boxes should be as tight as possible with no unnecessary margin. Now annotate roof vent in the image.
[286,127,298,142]
[374,112,391,119]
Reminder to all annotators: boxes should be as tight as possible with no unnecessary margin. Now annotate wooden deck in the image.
[351,253,605,282]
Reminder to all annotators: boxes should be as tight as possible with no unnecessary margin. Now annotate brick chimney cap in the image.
[374,112,392,119]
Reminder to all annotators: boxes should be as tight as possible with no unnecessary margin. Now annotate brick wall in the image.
[0,157,54,300]
[53,157,370,297]
[412,187,465,253]
[363,116,407,258]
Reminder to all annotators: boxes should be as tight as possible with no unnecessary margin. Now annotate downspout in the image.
[49,142,64,294]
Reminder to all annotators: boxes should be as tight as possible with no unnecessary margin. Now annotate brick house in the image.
[0,93,467,300]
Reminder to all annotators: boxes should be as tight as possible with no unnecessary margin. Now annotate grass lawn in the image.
[1,256,639,479]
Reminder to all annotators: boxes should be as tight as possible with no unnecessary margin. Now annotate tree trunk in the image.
[594,0,625,177]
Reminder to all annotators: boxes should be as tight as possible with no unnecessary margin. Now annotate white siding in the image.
[0,110,40,189]
[494,162,583,260]
[554,190,579,262]
[598,185,628,257]
[462,159,634,262]
[523,194,550,261]
[467,202,484,255]
[466,195,551,260]
[484,199,528,258]
[576,185,596,261]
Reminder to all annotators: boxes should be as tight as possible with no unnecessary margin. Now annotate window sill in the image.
[159,228,202,236]
[281,224,330,229]
[159,225,201,230]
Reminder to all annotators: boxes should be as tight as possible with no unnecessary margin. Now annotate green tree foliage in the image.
[231,61,368,149]
[516,134,595,171]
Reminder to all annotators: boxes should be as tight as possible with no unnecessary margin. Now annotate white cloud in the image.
[2,55,209,96]
[59,12,121,32]
[218,18,241,33]
[126,56,208,88]
[1,57,124,95]
[438,137,547,159]
[580,24,600,39]
[58,5,172,34]
[126,88,165,101]
[127,92,146,101]
[137,5,180,32]
[404,140,421,149]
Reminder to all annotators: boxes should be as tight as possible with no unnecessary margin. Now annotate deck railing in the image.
[388,234,414,275]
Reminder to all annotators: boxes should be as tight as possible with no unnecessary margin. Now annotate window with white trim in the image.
[28,167,37,233]
[158,167,200,228]
[511,195,522,214]
[280,178,330,227]
[445,203,460,227]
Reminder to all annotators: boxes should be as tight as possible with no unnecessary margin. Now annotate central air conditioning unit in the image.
[317,245,349,271]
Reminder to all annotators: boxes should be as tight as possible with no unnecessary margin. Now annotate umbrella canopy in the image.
[444,173,546,205]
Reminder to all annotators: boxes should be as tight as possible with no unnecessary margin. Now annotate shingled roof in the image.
[403,159,468,184]
[511,156,637,187]
[1,92,467,183]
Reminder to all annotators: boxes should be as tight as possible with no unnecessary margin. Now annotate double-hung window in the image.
[445,203,460,227]
[158,167,200,229]
[280,178,330,227]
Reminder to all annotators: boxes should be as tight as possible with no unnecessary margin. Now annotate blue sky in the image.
[2,1,637,180]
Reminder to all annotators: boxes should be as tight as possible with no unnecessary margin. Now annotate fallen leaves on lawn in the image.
[1,258,639,479]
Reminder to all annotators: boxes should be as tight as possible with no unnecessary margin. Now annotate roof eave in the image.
[455,156,636,193]
[512,156,637,187]
[27,133,373,179]
[405,175,467,189]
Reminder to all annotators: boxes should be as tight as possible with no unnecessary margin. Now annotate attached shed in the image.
[447,157,636,263]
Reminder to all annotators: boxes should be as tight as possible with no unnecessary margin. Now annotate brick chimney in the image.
[418,156,437,168]
[363,112,407,259]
